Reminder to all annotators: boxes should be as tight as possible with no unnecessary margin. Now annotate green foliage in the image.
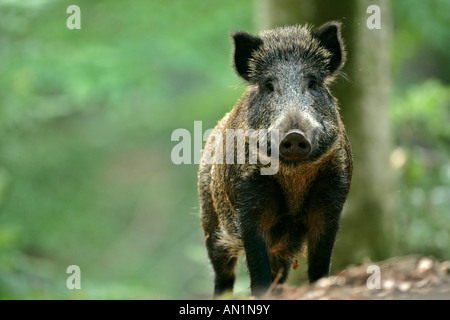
[0,0,252,299]
[393,0,450,55]
[392,80,450,146]
[0,0,448,299]
[391,80,450,257]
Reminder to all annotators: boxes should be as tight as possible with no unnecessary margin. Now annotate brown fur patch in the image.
[216,227,244,258]
[306,210,325,238]
[275,138,340,214]
[269,236,289,254]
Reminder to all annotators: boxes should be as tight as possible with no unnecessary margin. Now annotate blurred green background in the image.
[0,0,448,299]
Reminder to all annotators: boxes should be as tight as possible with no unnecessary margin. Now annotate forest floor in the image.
[263,255,450,300]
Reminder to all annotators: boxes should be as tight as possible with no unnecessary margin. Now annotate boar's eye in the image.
[262,79,275,93]
[308,78,319,90]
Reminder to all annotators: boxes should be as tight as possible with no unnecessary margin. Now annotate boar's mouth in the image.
[306,133,339,162]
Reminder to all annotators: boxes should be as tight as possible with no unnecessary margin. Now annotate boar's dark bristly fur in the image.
[198,22,353,297]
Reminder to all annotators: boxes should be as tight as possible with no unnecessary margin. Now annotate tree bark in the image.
[258,0,395,275]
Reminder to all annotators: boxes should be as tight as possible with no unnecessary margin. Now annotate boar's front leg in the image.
[306,174,349,282]
[235,176,277,296]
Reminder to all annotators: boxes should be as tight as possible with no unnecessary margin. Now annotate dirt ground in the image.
[263,255,450,300]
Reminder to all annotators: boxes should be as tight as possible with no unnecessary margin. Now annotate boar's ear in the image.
[231,31,263,81]
[313,21,346,75]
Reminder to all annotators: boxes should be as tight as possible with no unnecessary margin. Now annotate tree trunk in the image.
[258,0,395,276]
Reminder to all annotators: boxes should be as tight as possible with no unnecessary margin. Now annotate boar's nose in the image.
[279,130,312,161]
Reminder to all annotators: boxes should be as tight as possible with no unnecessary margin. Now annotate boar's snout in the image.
[279,130,312,161]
